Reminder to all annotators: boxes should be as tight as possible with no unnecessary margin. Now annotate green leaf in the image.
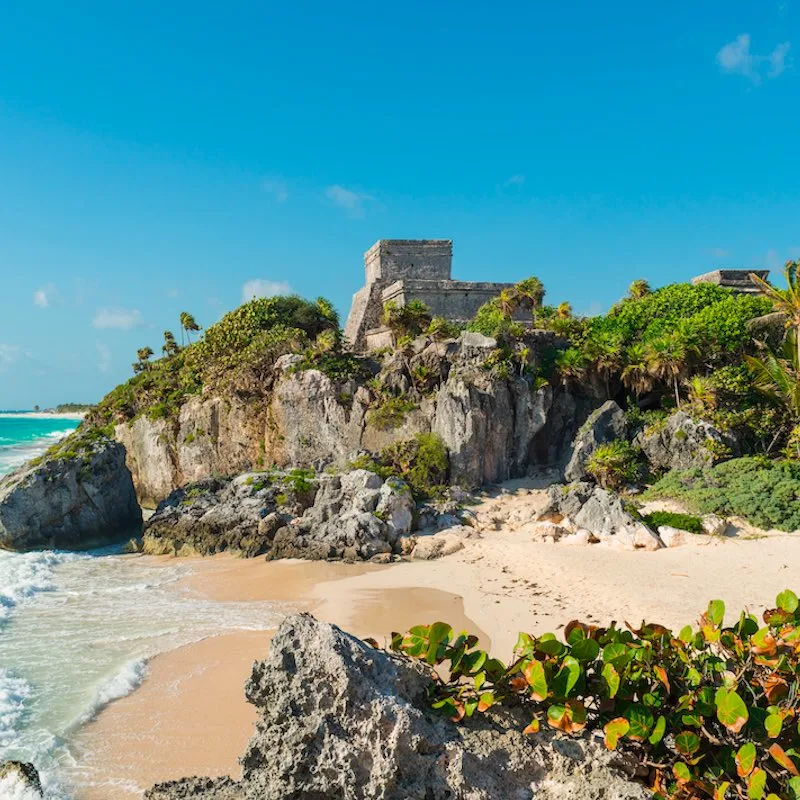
[570,637,600,662]
[648,715,666,745]
[708,599,725,627]
[675,730,701,756]
[748,768,767,800]
[737,742,757,777]
[678,625,693,644]
[788,776,800,799]
[623,704,654,741]
[765,713,784,739]
[552,656,581,698]
[601,663,620,698]
[673,762,692,782]
[716,688,749,733]
[602,642,631,668]
[777,589,799,614]
[522,659,549,701]
[604,718,629,750]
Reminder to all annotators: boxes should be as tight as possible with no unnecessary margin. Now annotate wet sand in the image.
[71,558,485,799]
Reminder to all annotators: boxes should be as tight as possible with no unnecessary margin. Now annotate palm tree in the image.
[646,334,696,407]
[555,348,587,388]
[382,300,432,340]
[315,297,339,326]
[179,312,201,345]
[750,260,800,366]
[621,343,653,398]
[312,328,340,356]
[556,302,572,319]
[627,279,652,301]
[584,331,624,397]
[494,289,518,318]
[162,330,179,357]
[514,277,546,324]
[744,332,800,420]
[133,346,154,374]
[685,375,717,414]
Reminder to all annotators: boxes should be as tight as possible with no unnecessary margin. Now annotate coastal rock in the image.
[702,513,728,537]
[148,614,647,800]
[657,525,709,548]
[563,400,628,482]
[0,436,141,551]
[145,777,244,800]
[0,761,43,797]
[636,411,736,472]
[143,469,416,561]
[543,483,662,550]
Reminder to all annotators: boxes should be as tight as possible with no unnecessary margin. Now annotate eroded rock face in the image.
[0,761,43,797]
[0,438,141,552]
[636,411,736,473]
[544,482,663,551]
[563,400,628,482]
[143,469,415,561]
[147,614,647,800]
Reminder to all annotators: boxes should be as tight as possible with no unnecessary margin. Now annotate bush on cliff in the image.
[392,590,800,800]
[644,457,800,532]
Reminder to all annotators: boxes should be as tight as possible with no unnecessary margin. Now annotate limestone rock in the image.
[145,777,244,800]
[544,483,662,551]
[0,761,43,797]
[657,525,708,548]
[702,513,728,537]
[0,437,141,552]
[410,527,472,560]
[564,400,628,482]
[147,614,648,800]
[636,411,736,473]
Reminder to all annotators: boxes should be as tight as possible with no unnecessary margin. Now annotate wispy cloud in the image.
[0,344,20,373]
[709,247,730,260]
[33,283,59,308]
[242,279,293,302]
[716,34,791,84]
[504,174,525,187]
[92,307,144,331]
[325,185,375,217]
[262,177,288,204]
[96,342,112,373]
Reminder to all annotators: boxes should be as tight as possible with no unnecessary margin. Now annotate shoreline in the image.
[0,412,86,420]
[67,526,800,798]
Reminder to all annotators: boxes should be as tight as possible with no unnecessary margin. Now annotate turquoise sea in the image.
[0,414,287,799]
[0,414,82,477]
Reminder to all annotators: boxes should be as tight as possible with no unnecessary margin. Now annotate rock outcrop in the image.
[143,469,416,561]
[543,482,663,550]
[0,437,141,551]
[0,761,43,797]
[146,614,647,800]
[563,400,628,482]
[636,411,736,472]
[117,332,578,505]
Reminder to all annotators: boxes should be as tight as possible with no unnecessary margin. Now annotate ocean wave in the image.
[74,660,148,727]
[0,772,46,800]
[0,551,79,625]
[0,669,33,751]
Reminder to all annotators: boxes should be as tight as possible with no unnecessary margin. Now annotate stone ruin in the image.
[344,239,519,350]
[691,269,769,294]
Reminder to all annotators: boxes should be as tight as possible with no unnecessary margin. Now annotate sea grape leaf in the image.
[736,742,757,777]
[522,659,548,701]
[604,717,629,751]
[716,688,749,733]
[777,589,799,614]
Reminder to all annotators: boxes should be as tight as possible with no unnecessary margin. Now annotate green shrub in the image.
[642,510,704,534]
[585,440,641,490]
[644,457,800,531]
[391,590,800,800]
[366,397,418,431]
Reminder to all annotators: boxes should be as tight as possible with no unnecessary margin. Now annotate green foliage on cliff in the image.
[585,440,642,489]
[89,296,339,426]
[641,510,704,534]
[392,591,800,800]
[644,457,800,531]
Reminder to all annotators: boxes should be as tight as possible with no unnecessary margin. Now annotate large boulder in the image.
[636,411,736,472]
[0,437,141,551]
[563,401,628,482]
[147,614,647,800]
[544,482,663,551]
[0,761,43,797]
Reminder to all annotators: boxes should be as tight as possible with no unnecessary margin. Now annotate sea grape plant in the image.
[391,591,800,800]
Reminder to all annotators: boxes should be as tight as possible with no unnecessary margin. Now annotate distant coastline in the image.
[0,410,87,420]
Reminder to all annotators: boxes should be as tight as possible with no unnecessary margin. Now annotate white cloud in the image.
[33,283,58,308]
[262,178,288,203]
[325,185,375,216]
[96,342,112,373]
[92,307,144,331]
[504,174,525,187]
[717,34,791,83]
[0,344,20,372]
[242,279,292,302]
[710,247,730,259]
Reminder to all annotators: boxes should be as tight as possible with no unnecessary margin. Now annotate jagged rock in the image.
[145,777,244,799]
[636,411,736,472]
[0,761,43,797]
[544,483,662,550]
[702,513,728,537]
[410,527,472,560]
[658,526,709,548]
[0,437,141,551]
[147,615,647,800]
[563,400,628,482]
[144,469,416,562]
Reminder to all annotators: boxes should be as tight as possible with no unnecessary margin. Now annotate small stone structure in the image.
[691,269,769,294]
[344,239,519,350]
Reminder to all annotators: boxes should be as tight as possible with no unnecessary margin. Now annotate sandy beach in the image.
[69,496,800,799]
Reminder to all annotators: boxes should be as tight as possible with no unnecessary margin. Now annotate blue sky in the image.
[0,1,798,408]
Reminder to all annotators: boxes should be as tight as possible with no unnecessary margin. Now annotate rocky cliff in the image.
[146,614,646,800]
[0,435,141,551]
[117,332,585,507]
